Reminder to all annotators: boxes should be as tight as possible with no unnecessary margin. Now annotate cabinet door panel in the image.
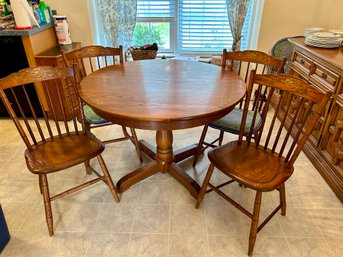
[292,51,312,74]
[321,95,343,170]
[287,67,331,146]
[310,62,339,92]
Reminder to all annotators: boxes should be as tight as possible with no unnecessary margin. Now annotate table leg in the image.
[116,160,159,193]
[156,130,174,172]
[156,130,200,198]
[116,130,201,198]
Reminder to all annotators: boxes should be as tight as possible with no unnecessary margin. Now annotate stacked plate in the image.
[305,32,343,48]
[304,27,324,37]
[329,29,343,37]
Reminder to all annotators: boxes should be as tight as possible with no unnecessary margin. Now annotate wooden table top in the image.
[79,60,246,130]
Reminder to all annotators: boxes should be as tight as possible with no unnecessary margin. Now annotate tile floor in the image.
[0,118,342,257]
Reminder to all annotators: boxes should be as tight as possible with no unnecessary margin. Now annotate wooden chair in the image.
[195,70,330,256]
[62,45,142,165]
[0,66,120,236]
[193,49,286,166]
[271,36,304,74]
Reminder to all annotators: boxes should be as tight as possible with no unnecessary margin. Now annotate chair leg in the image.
[248,191,262,256]
[129,127,143,162]
[84,161,93,175]
[84,122,93,175]
[279,183,286,215]
[218,130,225,146]
[122,126,143,162]
[193,124,209,167]
[40,174,54,236]
[85,122,91,135]
[97,154,120,203]
[39,175,43,194]
[195,163,215,209]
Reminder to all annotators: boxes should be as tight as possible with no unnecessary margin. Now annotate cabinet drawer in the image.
[293,51,312,75]
[310,62,339,92]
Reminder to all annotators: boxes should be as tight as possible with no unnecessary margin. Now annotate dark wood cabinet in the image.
[289,38,343,203]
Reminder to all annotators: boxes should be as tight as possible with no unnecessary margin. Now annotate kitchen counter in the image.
[0,22,54,36]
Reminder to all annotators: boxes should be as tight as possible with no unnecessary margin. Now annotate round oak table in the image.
[79,60,246,198]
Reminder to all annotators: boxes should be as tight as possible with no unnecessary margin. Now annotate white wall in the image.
[257,0,336,52]
[329,0,343,29]
[44,0,94,45]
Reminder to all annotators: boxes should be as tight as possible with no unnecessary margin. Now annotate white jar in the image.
[53,15,72,45]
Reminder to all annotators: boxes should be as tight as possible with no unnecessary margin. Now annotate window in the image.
[133,0,257,54]
[134,1,175,51]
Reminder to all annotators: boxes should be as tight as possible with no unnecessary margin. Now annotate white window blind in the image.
[178,0,252,53]
[136,0,253,53]
[137,0,175,18]
[178,0,231,53]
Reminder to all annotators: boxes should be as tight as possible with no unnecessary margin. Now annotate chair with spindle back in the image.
[195,70,330,256]
[193,49,286,166]
[0,66,120,236]
[62,45,142,165]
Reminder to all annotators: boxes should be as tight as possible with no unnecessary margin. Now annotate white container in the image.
[53,15,72,45]
[11,0,36,29]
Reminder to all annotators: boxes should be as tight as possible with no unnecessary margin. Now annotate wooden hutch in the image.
[289,37,343,203]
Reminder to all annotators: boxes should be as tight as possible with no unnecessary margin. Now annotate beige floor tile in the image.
[68,182,108,203]
[20,201,70,233]
[299,185,342,209]
[206,202,245,236]
[293,162,328,186]
[0,230,52,257]
[0,184,14,202]
[0,144,21,161]
[287,237,334,257]
[1,201,35,231]
[132,205,170,233]
[170,203,206,234]
[43,231,91,257]
[104,183,140,205]
[252,237,292,257]
[127,233,169,257]
[311,209,343,237]
[267,183,306,208]
[55,203,102,232]
[326,237,343,257]
[5,179,42,203]
[138,182,171,205]
[85,233,130,257]
[94,203,135,233]
[241,204,284,237]
[208,235,248,257]
[170,180,197,205]
[278,208,322,237]
[169,234,209,257]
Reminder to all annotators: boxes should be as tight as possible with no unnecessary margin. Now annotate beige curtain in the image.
[226,0,251,51]
[96,0,137,52]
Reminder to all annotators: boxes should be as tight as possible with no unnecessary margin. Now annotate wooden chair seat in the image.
[25,133,104,174]
[208,141,293,191]
[209,108,262,135]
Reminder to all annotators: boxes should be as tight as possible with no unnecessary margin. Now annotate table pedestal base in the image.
[116,130,201,198]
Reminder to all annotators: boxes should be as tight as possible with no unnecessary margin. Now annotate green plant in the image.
[132,23,166,47]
